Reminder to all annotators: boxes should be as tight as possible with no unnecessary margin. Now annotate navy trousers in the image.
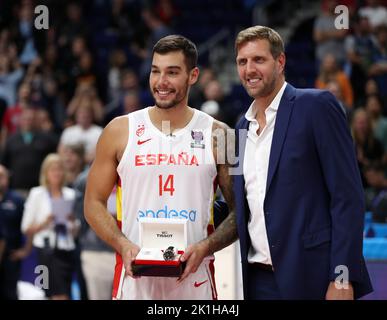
[247,263,282,300]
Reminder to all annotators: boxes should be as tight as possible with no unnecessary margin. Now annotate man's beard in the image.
[246,72,278,99]
[153,82,189,110]
[154,94,184,109]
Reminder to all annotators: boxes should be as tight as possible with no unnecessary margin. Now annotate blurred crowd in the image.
[313,0,387,223]
[0,0,386,300]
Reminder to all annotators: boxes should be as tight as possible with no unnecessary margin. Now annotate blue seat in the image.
[364,222,387,238]
[372,223,387,238]
[363,238,387,260]
[365,211,373,224]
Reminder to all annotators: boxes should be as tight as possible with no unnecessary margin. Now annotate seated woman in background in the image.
[351,109,385,187]
[316,53,354,109]
[21,154,79,300]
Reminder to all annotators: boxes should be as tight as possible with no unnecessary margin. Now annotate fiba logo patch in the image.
[136,124,145,137]
[190,130,205,149]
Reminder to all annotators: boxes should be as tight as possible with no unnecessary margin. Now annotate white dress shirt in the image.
[243,82,287,265]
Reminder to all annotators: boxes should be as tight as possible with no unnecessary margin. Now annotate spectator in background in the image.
[369,24,387,103]
[70,36,89,66]
[72,51,99,95]
[73,167,116,300]
[21,154,78,300]
[105,69,141,121]
[58,104,103,164]
[155,0,179,27]
[325,80,351,120]
[365,94,387,151]
[1,82,31,148]
[59,35,90,100]
[132,8,173,84]
[107,49,128,102]
[0,99,6,128]
[17,56,45,106]
[364,163,387,223]
[316,53,354,109]
[0,165,30,300]
[61,143,86,188]
[40,76,67,132]
[120,69,141,93]
[313,0,348,65]
[0,29,10,53]
[122,91,141,115]
[364,78,381,100]
[66,83,104,124]
[200,79,234,126]
[359,0,387,31]
[344,15,376,106]
[360,77,383,112]
[189,67,216,108]
[10,0,46,66]
[41,44,59,77]
[0,48,24,108]
[1,108,58,196]
[35,107,58,137]
[57,2,89,52]
[351,108,385,186]
[108,0,131,31]
[108,0,143,44]
[60,143,88,299]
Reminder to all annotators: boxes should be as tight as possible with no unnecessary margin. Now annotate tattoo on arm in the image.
[206,121,238,254]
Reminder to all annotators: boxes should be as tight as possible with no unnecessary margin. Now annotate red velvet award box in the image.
[132,218,187,277]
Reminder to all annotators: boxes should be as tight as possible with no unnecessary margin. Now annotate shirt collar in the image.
[245,81,287,122]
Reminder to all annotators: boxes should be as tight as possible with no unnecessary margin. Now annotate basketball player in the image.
[84,35,237,300]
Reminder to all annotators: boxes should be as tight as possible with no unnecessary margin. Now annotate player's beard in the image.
[245,69,278,99]
[153,80,189,110]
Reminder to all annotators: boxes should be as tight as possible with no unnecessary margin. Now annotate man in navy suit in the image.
[233,26,373,300]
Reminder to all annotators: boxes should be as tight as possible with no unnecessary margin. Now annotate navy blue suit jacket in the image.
[233,83,373,299]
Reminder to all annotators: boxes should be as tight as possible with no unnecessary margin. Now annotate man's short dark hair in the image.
[152,35,198,71]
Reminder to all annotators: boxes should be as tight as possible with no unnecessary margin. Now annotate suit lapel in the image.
[236,118,249,176]
[235,117,249,221]
[266,84,296,193]
[234,117,251,261]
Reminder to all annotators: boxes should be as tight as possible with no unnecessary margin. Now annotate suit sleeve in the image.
[311,91,365,283]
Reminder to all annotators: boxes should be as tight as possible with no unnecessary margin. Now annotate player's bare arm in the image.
[178,120,237,282]
[208,120,238,252]
[84,116,140,277]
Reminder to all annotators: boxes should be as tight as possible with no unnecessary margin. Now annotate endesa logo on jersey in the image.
[138,205,197,222]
